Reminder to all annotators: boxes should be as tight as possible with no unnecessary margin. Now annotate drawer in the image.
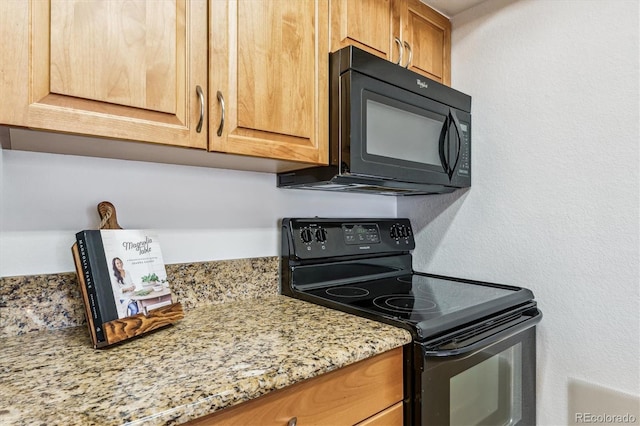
[356,401,403,426]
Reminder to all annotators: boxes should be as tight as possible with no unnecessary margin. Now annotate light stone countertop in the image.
[0,295,412,426]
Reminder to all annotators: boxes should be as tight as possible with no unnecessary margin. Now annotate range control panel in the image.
[342,223,380,245]
[283,218,415,259]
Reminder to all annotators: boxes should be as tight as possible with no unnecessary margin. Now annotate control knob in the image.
[315,228,327,243]
[300,228,313,243]
[390,224,412,239]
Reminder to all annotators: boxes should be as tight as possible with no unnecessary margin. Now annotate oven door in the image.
[343,70,471,188]
[416,309,541,426]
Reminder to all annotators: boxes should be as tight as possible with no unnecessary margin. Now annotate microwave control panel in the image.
[457,122,470,177]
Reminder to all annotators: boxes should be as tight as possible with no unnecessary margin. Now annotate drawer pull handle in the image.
[287,417,297,426]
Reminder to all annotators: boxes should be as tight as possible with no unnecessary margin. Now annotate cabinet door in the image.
[402,0,451,85]
[210,0,329,164]
[330,0,400,63]
[16,0,207,149]
[328,0,450,86]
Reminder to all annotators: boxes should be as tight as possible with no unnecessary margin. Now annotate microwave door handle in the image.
[447,110,463,179]
[438,116,450,174]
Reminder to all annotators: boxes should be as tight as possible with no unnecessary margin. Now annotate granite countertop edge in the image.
[0,295,413,426]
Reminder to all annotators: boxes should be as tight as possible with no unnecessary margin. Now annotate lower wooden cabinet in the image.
[186,347,404,426]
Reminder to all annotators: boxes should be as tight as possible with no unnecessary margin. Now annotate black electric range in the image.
[280,218,541,426]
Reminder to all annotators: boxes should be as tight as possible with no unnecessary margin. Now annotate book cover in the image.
[74,230,174,339]
[100,230,173,318]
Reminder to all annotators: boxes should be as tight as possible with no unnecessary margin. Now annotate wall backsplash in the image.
[0,257,279,338]
[0,149,396,278]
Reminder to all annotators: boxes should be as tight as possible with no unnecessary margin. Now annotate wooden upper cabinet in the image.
[330,0,397,62]
[402,0,451,85]
[330,0,451,85]
[20,0,208,149]
[209,0,329,165]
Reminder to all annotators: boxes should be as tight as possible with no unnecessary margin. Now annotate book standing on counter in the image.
[72,229,183,348]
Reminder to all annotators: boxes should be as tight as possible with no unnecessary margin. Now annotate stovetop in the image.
[295,272,534,339]
[280,218,536,340]
[304,274,519,323]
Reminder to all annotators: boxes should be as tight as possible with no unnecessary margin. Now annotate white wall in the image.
[0,148,396,276]
[400,0,639,424]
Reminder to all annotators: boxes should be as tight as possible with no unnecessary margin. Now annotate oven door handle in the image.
[422,309,542,357]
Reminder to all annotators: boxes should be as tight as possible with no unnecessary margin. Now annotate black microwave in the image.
[277,46,472,196]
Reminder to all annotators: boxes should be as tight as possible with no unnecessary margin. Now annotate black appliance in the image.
[280,218,542,426]
[277,46,472,196]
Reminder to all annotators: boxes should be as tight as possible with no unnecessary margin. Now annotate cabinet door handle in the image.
[287,417,297,426]
[196,85,205,133]
[403,41,413,68]
[216,90,225,137]
[394,37,403,65]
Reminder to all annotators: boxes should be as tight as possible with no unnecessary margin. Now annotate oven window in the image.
[449,343,523,426]
[366,99,444,166]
